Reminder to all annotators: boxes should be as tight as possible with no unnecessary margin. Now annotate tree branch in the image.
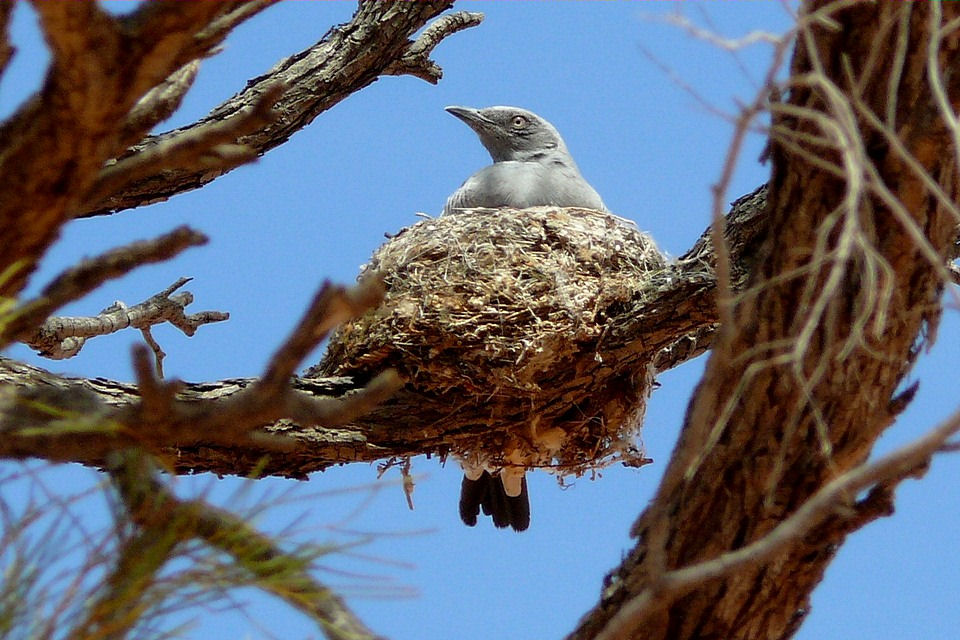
[570,5,960,639]
[20,277,228,361]
[594,406,960,640]
[0,1,270,298]
[0,278,399,472]
[85,83,285,206]
[1,227,208,349]
[383,11,485,83]
[77,1,476,218]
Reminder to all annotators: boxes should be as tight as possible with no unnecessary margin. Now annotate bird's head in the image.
[445,105,569,163]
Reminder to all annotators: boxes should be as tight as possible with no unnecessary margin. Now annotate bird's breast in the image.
[444,160,604,214]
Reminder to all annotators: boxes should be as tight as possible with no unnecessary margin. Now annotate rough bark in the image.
[0,1,471,298]
[77,2,478,218]
[0,1,254,297]
[569,4,960,639]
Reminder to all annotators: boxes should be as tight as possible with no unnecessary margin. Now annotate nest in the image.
[314,207,666,478]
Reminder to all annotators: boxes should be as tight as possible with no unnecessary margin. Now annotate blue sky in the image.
[3,2,959,639]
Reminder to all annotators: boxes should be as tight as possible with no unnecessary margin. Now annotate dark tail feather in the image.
[459,471,529,532]
[459,474,486,527]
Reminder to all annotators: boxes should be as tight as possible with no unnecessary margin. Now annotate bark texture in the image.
[569,4,960,639]
[0,1,464,297]
[78,2,475,218]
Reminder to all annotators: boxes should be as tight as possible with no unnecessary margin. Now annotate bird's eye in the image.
[511,115,528,129]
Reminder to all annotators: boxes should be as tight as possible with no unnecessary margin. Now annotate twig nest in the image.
[315,207,666,476]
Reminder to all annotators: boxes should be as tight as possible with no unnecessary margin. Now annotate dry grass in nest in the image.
[315,207,666,478]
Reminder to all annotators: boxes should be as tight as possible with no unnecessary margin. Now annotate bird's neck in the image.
[501,149,574,165]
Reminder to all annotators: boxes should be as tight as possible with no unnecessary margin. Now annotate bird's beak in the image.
[445,106,491,132]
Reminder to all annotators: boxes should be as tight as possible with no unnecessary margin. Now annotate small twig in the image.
[1,227,208,348]
[86,83,285,207]
[383,11,484,84]
[140,327,166,378]
[20,277,228,359]
[709,24,794,353]
[654,13,786,50]
[402,458,415,510]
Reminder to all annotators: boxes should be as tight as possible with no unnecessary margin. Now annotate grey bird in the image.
[443,105,606,216]
[444,106,607,532]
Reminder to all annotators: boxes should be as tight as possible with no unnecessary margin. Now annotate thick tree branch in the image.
[594,406,960,640]
[0,279,399,473]
[0,1,270,298]
[77,2,476,218]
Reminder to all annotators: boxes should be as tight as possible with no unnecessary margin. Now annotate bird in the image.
[443,106,607,531]
[443,105,606,216]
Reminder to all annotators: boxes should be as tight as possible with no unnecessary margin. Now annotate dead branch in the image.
[20,277,228,361]
[0,279,397,472]
[383,11,485,83]
[86,84,285,206]
[1,227,208,349]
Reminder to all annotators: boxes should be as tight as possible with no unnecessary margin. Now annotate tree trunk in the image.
[569,4,959,638]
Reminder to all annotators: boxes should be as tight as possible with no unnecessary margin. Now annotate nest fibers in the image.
[314,207,667,478]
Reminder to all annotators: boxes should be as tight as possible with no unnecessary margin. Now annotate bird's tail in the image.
[459,470,530,532]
